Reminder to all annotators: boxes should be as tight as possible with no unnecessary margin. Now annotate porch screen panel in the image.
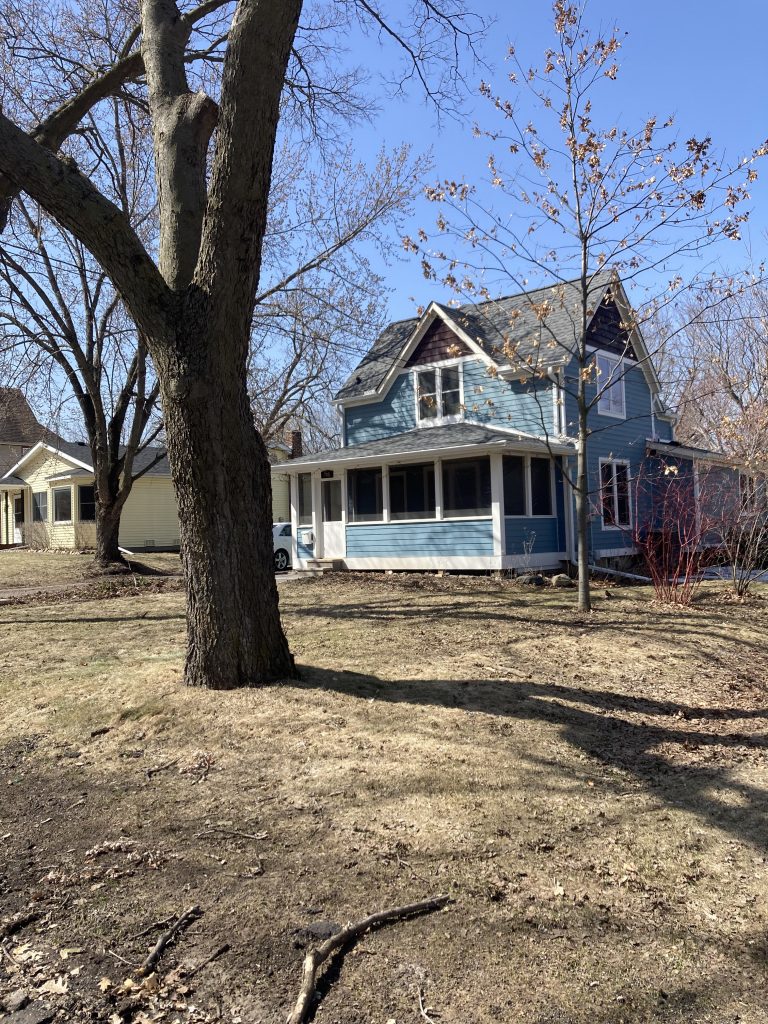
[442,456,491,518]
[503,455,525,515]
[389,462,436,520]
[348,467,383,522]
[297,473,313,525]
[530,457,553,515]
[32,491,47,522]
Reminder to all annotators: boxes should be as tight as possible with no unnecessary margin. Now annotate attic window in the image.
[415,365,463,425]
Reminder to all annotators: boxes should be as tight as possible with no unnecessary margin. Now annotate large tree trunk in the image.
[94,503,124,567]
[157,321,296,689]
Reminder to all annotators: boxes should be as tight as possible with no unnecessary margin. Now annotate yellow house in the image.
[0,440,179,550]
[0,437,294,550]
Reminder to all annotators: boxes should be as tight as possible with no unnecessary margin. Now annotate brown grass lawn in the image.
[0,574,766,1024]
[0,549,181,589]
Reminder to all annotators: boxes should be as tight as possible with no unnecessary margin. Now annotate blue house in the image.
[275,273,735,573]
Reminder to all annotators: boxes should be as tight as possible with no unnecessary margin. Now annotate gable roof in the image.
[336,272,618,403]
[1,438,171,481]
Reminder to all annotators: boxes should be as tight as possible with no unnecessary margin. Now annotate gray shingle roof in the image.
[280,421,574,468]
[336,273,614,401]
[52,439,171,476]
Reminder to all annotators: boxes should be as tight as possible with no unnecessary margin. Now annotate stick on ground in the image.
[137,905,201,976]
[286,895,451,1024]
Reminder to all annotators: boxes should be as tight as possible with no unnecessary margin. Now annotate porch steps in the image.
[302,558,346,574]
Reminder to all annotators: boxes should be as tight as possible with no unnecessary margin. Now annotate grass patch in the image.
[0,574,766,1023]
[0,548,180,588]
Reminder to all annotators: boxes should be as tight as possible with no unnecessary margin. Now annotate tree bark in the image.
[156,319,296,688]
[575,437,590,612]
[94,503,124,566]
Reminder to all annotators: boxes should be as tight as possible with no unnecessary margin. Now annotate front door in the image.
[321,479,345,559]
[13,494,24,544]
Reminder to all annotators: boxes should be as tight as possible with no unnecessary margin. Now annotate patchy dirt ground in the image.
[0,572,766,1024]
[0,550,181,589]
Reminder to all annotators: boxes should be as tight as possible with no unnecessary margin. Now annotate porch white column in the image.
[289,474,299,567]
[311,471,322,558]
[490,451,505,559]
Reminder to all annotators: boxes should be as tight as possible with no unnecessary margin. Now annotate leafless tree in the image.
[0,92,163,566]
[251,142,423,446]
[0,0,484,688]
[408,1,763,612]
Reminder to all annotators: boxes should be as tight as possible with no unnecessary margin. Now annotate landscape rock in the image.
[8,1002,55,1024]
[517,573,545,587]
[550,573,574,588]
[4,990,30,1013]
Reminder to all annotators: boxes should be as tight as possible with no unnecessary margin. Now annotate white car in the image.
[272,522,292,572]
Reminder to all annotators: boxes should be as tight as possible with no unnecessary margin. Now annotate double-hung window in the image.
[596,352,625,418]
[53,487,72,523]
[415,364,462,424]
[32,491,48,523]
[78,485,96,522]
[600,460,631,528]
[503,456,554,517]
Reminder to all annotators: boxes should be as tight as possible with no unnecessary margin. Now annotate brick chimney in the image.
[290,429,303,459]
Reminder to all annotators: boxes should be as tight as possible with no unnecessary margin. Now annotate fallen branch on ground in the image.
[0,910,39,939]
[286,894,451,1024]
[186,942,231,978]
[137,905,201,976]
[195,827,268,841]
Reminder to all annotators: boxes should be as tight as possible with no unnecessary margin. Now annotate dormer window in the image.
[415,364,463,425]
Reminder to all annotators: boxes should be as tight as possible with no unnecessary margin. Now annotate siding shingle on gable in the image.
[405,318,471,366]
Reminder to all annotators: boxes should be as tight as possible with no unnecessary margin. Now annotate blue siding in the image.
[463,361,555,434]
[505,517,559,554]
[345,373,415,444]
[655,417,675,441]
[563,361,657,554]
[344,357,556,444]
[346,519,493,557]
[297,528,315,560]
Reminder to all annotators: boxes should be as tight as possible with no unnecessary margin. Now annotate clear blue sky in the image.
[350,0,768,321]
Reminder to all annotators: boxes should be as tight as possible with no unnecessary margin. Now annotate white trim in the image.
[412,360,465,427]
[382,464,390,523]
[332,555,500,571]
[501,551,567,570]
[289,475,299,567]
[2,440,93,480]
[490,452,504,557]
[51,484,73,524]
[598,458,632,531]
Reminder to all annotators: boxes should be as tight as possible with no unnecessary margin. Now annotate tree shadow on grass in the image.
[295,665,768,851]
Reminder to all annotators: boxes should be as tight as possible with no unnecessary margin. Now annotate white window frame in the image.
[32,490,48,523]
[503,455,556,519]
[413,360,465,427]
[596,351,626,419]
[599,458,632,531]
[52,486,73,524]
